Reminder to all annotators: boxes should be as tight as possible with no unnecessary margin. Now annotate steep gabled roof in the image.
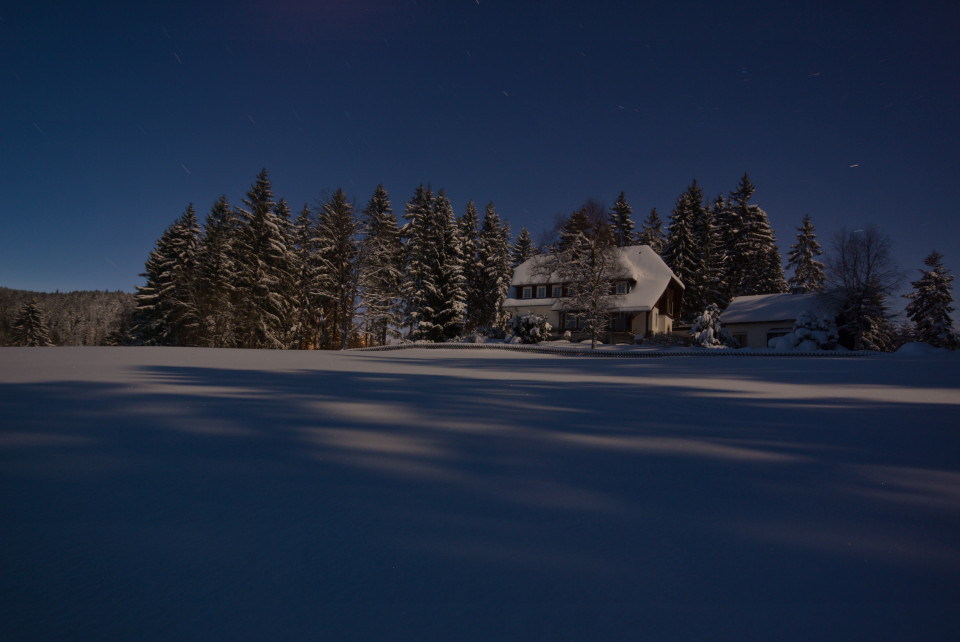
[504,245,683,312]
[720,292,834,324]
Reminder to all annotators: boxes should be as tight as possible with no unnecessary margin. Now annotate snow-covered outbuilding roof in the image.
[504,245,683,313]
[720,292,834,324]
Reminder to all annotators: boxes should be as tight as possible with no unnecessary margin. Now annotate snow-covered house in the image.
[720,292,836,348]
[502,245,684,340]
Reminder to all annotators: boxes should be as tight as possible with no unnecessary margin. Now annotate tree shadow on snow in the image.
[1,350,959,641]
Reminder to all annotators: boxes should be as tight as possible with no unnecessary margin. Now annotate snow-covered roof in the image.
[720,292,835,324]
[503,245,683,312]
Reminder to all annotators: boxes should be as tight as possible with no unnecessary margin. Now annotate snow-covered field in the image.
[2,346,959,640]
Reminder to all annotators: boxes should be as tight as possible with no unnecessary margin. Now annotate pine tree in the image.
[423,189,466,341]
[12,300,53,346]
[234,169,294,349]
[558,207,593,254]
[358,185,403,346]
[401,184,435,338]
[166,204,202,345]
[636,208,666,255]
[459,200,483,332]
[197,195,240,347]
[132,223,174,345]
[511,227,535,268]
[787,214,826,294]
[608,191,635,247]
[721,173,787,299]
[290,203,320,349]
[904,250,957,348]
[132,205,201,345]
[663,183,699,319]
[703,194,729,309]
[684,181,712,321]
[476,202,512,331]
[315,188,360,350]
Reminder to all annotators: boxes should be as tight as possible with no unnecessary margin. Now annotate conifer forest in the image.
[4,169,953,351]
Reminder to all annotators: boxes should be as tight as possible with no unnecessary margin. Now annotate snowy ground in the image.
[2,346,959,640]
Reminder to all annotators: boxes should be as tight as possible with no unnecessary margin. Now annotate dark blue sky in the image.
[3,1,958,297]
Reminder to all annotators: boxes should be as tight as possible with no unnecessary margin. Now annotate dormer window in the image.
[536,285,546,298]
[552,285,563,298]
[522,286,532,299]
[616,282,628,295]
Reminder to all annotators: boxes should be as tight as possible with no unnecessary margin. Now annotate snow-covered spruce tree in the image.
[168,205,202,345]
[233,169,295,349]
[787,214,826,293]
[424,189,467,341]
[274,198,300,346]
[558,206,595,253]
[315,188,360,350]
[511,226,535,268]
[689,303,738,348]
[290,203,320,349]
[358,184,404,347]
[904,250,957,349]
[608,191,635,247]
[401,184,435,339]
[132,221,175,345]
[132,205,201,345]
[663,182,701,319]
[719,174,787,299]
[196,195,240,347]
[687,181,719,322]
[476,202,512,332]
[826,226,899,351]
[459,200,483,333]
[703,193,730,309]
[11,300,53,346]
[637,207,667,255]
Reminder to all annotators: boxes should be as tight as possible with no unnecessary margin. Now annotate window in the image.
[564,313,579,329]
[552,285,563,298]
[616,282,628,295]
[610,312,628,331]
[522,286,532,299]
[667,295,674,316]
[536,285,547,298]
[733,333,748,348]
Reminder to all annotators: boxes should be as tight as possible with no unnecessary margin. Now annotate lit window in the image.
[536,285,546,298]
[616,282,627,295]
[552,285,563,298]
[522,286,532,299]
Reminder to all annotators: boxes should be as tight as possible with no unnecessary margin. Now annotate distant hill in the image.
[0,287,135,346]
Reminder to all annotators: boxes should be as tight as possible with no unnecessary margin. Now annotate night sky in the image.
[3,1,958,299]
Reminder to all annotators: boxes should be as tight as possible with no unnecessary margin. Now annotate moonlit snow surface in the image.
[2,347,959,640]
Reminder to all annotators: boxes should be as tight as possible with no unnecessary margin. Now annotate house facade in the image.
[502,245,684,341]
[720,292,835,348]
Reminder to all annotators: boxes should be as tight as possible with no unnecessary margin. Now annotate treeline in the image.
[544,173,799,323]
[131,169,513,349]
[0,287,134,346]
[130,168,956,352]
